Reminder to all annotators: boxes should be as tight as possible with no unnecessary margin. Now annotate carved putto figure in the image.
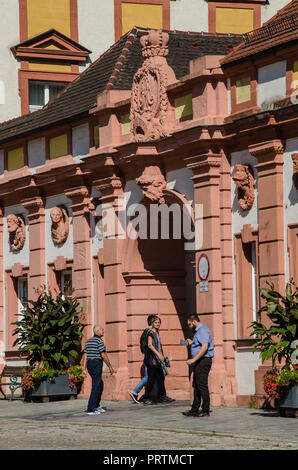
[130,29,176,142]
[7,214,26,252]
[50,205,69,245]
[232,164,255,211]
[136,165,167,204]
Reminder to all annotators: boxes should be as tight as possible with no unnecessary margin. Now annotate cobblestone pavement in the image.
[0,398,297,450]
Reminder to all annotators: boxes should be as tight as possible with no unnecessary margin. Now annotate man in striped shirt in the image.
[83,325,115,415]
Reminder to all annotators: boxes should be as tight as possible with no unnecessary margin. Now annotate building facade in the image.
[0,0,290,122]
[0,0,297,405]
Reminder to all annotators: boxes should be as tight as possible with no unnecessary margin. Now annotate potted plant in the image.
[12,287,86,401]
[250,280,298,416]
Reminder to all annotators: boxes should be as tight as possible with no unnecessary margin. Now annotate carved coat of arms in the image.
[130,30,176,142]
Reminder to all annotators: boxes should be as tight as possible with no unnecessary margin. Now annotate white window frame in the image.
[29,80,67,113]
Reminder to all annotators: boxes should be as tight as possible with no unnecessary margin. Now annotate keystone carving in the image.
[232,164,255,211]
[136,165,167,203]
[292,154,298,190]
[7,214,26,252]
[50,205,69,245]
[130,30,176,142]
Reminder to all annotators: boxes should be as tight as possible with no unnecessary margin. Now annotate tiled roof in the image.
[221,0,298,66]
[0,28,242,144]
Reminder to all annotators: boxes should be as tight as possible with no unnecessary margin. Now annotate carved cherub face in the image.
[7,214,19,232]
[233,165,249,190]
[50,207,63,224]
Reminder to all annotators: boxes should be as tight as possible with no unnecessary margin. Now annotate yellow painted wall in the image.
[49,134,68,159]
[294,60,298,89]
[216,7,254,34]
[7,147,24,171]
[120,114,130,135]
[27,0,70,38]
[28,61,71,72]
[93,125,99,148]
[121,3,163,35]
[175,94,193,119]
[236,76,251,104]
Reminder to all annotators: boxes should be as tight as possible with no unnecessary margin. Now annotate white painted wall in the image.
[258,61,287,109]
[4,205,29,270]
[0,0,21,122]
[28,137,46,172]
[166,168,194,205]
[72,123,90,162]
[261,0,291,24]
[77,0,115,71]
[284,137,298,283]
[170,0,208,32]
[45,195,73,266]
[235,350,261,395]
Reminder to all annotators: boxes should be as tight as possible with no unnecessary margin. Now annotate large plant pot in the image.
[28,374,77,401]
[275,383,298,417]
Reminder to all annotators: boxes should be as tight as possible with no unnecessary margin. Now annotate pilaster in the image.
[21,196,45,300]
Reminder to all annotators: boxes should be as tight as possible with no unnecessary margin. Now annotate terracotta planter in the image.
[27,374,77,401]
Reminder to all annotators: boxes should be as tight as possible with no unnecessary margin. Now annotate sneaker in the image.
[130,391,141,404]
[143,399,154,405]
[87,410,100,416]
[96,406,106,413]
[182,409,198,417]
[159,396,176,403]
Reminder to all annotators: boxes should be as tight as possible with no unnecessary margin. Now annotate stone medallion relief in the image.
[130,29,176,142]
[7,213,26,252]
[50,205,69,245]
[232,164,255,211]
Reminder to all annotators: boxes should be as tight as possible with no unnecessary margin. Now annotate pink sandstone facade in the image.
[0,3,297,406]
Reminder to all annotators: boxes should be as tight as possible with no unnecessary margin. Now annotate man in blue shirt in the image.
[182,314,214,417]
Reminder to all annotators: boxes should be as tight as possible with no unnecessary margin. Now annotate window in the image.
[18,277,28,320]
[29,80,67,112]
[61,270,72,297]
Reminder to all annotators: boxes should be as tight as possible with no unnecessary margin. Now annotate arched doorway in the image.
[123,189,196,399]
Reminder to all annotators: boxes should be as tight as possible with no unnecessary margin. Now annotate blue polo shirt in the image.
[191,323,214,359]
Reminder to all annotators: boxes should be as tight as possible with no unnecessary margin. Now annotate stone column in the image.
[64,186,93,397]
[22,196,46,300]
[185,150,229,406]
[249,140,285,296]
[94,173,129,400]
[249,139,285,405]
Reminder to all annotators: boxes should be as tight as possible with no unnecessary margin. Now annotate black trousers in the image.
[144,364,166,399]
[191,357,212,413]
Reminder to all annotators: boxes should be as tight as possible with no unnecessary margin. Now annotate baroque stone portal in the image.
[232,164,255,211]
[130,29,176,142]
[7,214,26,252]
[50,205,69,245]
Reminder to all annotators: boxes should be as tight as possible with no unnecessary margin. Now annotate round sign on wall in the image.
[197,254,210,281]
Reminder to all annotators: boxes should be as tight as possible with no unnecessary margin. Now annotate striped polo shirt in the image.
[84,335,106,360]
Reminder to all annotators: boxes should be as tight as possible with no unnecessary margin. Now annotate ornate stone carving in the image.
[7,214,26,252]
[136,165,167,203]
[50,205,69,245]
[130,30,176,142]
[292,153,298,189]
[232,164,255,211]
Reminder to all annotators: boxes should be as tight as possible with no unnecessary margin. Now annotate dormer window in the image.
[29,80,67,112]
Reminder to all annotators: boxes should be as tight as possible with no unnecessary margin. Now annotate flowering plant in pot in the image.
[12,287,86,399]
[250,281,298,413]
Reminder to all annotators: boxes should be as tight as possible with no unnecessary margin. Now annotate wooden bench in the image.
[0,366,28,401]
